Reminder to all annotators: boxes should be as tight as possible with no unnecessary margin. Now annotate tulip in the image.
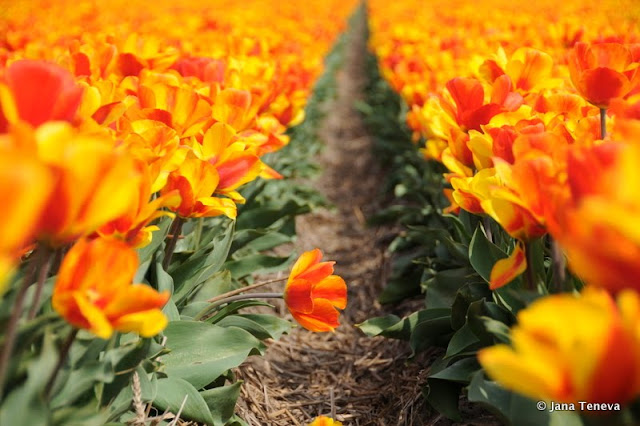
[161,154,237,219]
[308,416,343,426]
[478,287,640,406]
[0,60,84,132]
[0,148,53,291]
[52,237,170,339]
[34,123,141,245]
[568,42,640,109]
[547,141,640,294]
[284,249,347,332]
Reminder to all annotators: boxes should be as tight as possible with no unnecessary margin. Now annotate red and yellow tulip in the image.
[52,237,170,338]
[478,287,640,405]
[284,249,347,332]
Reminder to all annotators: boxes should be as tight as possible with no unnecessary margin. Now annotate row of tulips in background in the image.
[360,0,640,424]
[0,0,355,424]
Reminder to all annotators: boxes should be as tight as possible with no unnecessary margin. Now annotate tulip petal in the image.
[290,249,323,280]
[478,345,567,402]
[579,68,630,108]
[114,310,169,337]
[489,243,527,289]
[73,293,113,339]
[291,299,340,332]
[284,278,314,314]
[313,275,347,309]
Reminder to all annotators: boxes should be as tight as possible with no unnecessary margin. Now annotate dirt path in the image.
[234,12,439,426]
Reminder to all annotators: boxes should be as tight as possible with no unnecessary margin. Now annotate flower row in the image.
[0,0,355,336]
[368,0,640,412]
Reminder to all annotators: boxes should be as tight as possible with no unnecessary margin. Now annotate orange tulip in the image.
[284,249,347,332]
[308,416,343,426]
[28,123,141,245]
[161,155,237,219]
[0,60,84,132]
[568,42,640,108]
[478,287,640,406]
[0,148,54,291]
[98,161,180,248]
[52,237,170,338]
[547,141,640,294]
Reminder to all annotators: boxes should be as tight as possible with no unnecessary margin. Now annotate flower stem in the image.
[0,245,45,401]
[163,217,184,270]
[194,292,283,321]
[600,107,607,139]
[206,276,287,303]
[524,242,536,291]
[550,237,566,292]
[44,328,78,399]
[193,218,204,252]
[27,246,54,320]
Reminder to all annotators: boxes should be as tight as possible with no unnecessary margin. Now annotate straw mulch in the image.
[233,11,501,426]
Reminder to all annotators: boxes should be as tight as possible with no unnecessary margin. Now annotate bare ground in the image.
[235,13,500,426]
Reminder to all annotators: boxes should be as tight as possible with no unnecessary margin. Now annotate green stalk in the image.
[44,328,78,398]
[524,242,536,291]
[163,217,184,270]
[550,237,566,292]
[194,292,283,321]
[0,246,46,400]
[600,107,607,139]
[27,246,54,320]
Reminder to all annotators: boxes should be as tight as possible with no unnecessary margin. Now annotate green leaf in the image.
[410,315,454,354]
[231,230,292,254]
[206,300,274,324]
[200,381,243,426]
[153,377,215,425]
[51,360,114,408]
[161,321,263,389]
[0,329,57,426]
[237,314,291,340]
[482,317,512,344]
[368,308,450,341]
[444,324,481,359]
[225,254,293,279]
[549,411,583,426]
[356,315,402,336]
[451,282,491,330]
[423,379,462,421]
[171,219,235,304]
[465,299,514,345]
[429,357,480,384]
[136,217,173,273]
[236,201,309,231]
[469,226,508,282]
[467,371,549,426]
[424,267,477,310]
[51,399,110,426]
[100,338,153,405]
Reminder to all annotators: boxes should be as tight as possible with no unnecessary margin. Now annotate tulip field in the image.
[2,0,640,424]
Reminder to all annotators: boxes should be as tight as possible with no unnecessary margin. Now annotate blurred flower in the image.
[0,60,84,132]
[22,123,142,246]
[308,416,343,426]
[284,249,347,332]
[568,42,640,108]
[478,287,640,406]
[546,141,640,293]
[0,148,53,292]
[52,237,170,338]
